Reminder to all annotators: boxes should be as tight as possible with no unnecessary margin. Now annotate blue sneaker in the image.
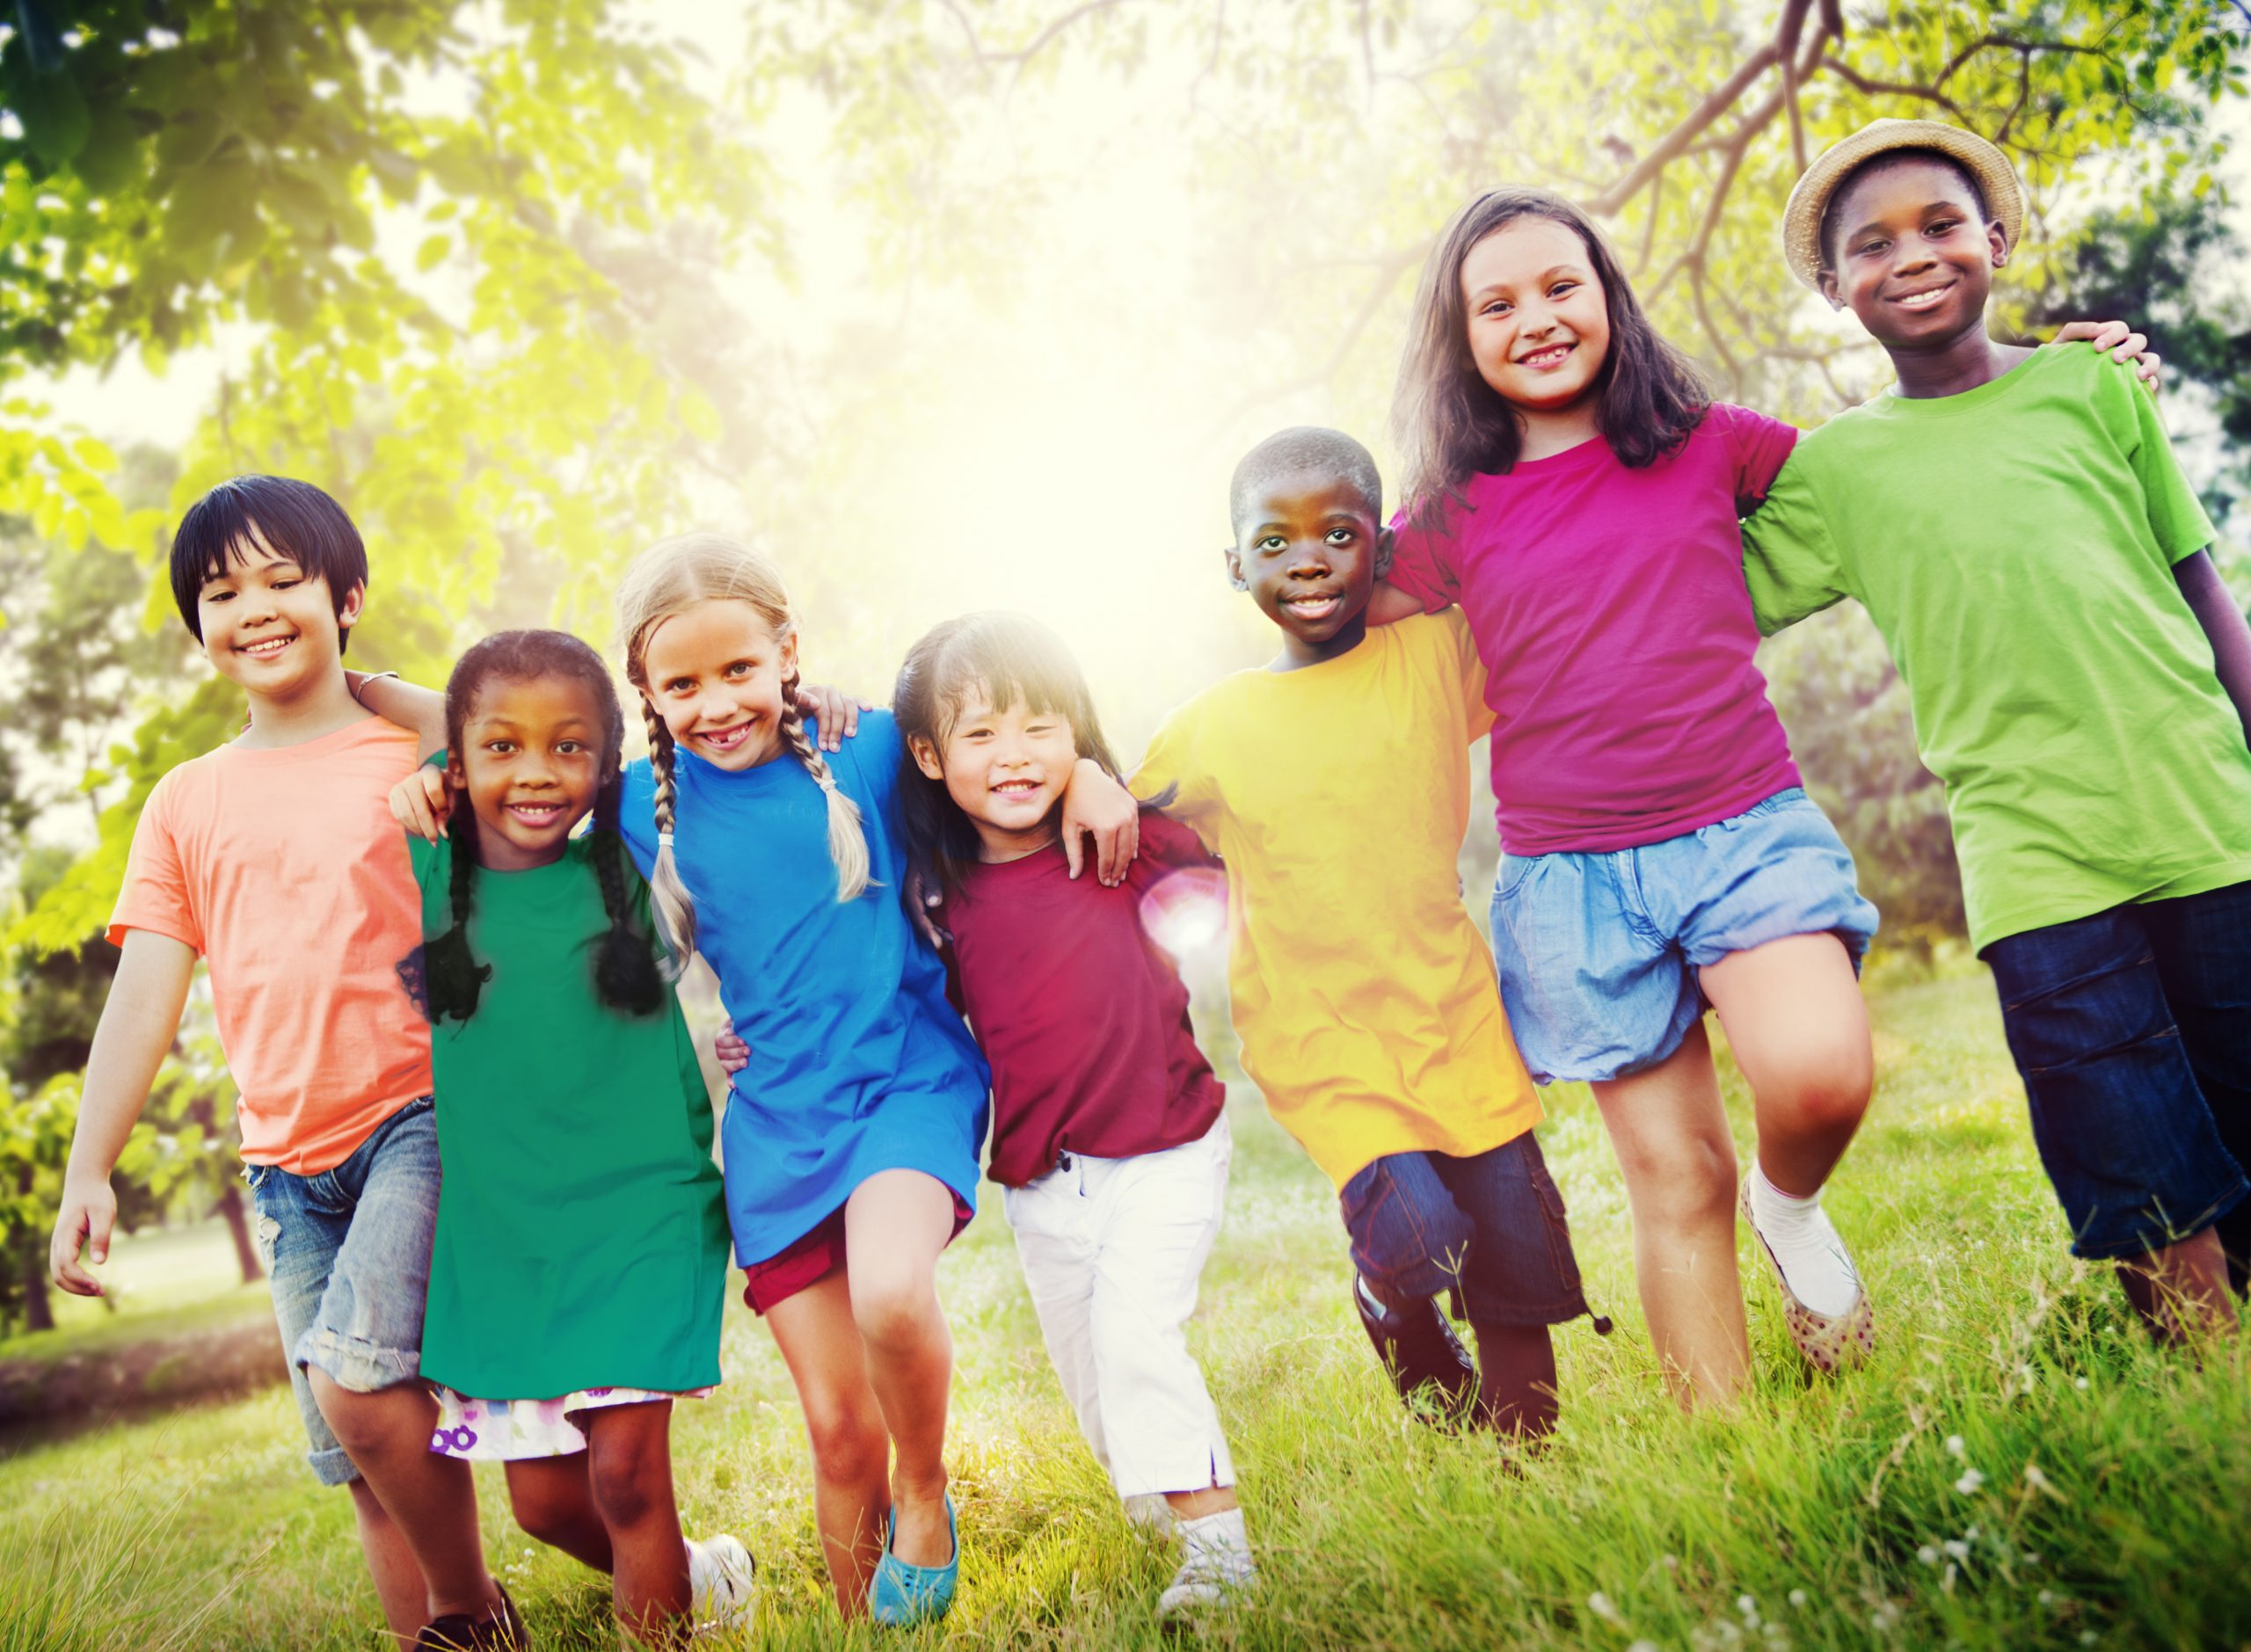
[868,1494,958,1627]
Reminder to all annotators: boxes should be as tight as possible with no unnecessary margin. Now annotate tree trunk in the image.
[215,1182,264,1283]
[21,1246,55,1332]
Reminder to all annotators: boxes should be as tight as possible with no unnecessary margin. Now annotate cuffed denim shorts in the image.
[1490,788,1879,1083]
[1984,881,2251,1262]
[1339,1133,1592,1328]
[247,1096,441,1486]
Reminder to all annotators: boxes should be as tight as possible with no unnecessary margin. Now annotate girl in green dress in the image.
[401,630,747,1648]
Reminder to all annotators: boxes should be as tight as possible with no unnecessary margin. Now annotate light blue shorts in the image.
[1490,788,1879,1084]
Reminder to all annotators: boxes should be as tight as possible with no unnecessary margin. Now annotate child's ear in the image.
[1222,546,1248,592]
[1816,269,1846,312]
[1986,217,2009,270]
[907,733,945,782]
[444,752,468,790]
[1374,526,1395,579]
[778,630,800,679]
[337,579,367,630]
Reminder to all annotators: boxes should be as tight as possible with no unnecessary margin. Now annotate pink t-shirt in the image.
[1388,404,1803,855]
[108,717,433,1174]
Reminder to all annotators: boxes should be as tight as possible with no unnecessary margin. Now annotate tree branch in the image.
[1817,54,1968,120]
[1587,40,1781,215]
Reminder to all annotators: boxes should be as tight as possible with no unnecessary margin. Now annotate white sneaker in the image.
[685,1533,756,1634]
[1156,1510,1256,1618]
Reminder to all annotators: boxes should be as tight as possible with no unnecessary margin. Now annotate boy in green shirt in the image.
[1744,120,2251,1341]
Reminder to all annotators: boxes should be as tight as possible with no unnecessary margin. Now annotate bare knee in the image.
[510,1477,585,1549]
[309,1372,411,1459]
[587,1435,666,1532]
[1770,1042,1875,1139]
[849,1271,939,1355]
[1620,1132,1739,1235]
[802,1394,888,1488]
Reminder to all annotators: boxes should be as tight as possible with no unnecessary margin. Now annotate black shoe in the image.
[1354,1275,1475,1423]
[416,1583,528,1650]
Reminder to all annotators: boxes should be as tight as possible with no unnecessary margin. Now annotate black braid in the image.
[589,768,665,1015]
[420,804,492,1022]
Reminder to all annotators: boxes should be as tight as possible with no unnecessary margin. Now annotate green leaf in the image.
[73,98,142,194]
[11,66,91,166]
[415,232,451,272]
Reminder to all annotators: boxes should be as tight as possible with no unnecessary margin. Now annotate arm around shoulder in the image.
[50,928,198,1296]
[348,670,448,761]
[2174,550,2251,747]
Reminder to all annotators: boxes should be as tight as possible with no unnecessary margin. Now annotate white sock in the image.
[1178,1508,1253,1568]
[1746,1161,1862,1319]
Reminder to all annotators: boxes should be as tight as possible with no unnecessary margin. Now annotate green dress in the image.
[408,833,730,1401]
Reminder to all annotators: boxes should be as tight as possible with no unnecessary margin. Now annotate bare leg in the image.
[584,1403,690,1647]
[347,1478,431,1649]
[767,1270,892,1617]
[1162,1483,1238,1519]
[2118,1228,2240,1343]
[843,1170,958,1568]
[1591,1022,1750,1408]
[1469,1321,1559,1441]
[506,1454,616,1573]
[1700,932,1874,1196]
[310,1372,500,1622]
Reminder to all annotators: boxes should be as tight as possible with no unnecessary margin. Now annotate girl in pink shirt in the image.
[1375,188,1880,1404]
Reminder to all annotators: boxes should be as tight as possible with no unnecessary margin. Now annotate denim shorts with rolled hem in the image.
[1984,883,2251,1262]
[248,1096,441,1487]
[1490,787,1879,1084]
[1340,1133,1592,1328]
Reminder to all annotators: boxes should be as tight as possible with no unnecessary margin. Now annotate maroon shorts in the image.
[742,1191,975,1315]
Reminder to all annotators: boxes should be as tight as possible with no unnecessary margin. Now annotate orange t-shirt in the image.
[108,717,433,1174]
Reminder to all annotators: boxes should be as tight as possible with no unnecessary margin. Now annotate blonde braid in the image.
[778,673,871,901]
[641,696,699,967]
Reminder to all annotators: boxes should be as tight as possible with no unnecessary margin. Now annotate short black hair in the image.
[169,475,368,652]
[1228,427,1383,540]
[1819,147,1992,273]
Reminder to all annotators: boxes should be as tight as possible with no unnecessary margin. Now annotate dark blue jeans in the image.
[1339,1133,1590,1327]
[1985,880,2251,1270]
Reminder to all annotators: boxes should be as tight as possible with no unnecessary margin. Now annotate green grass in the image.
[4,973,2247,1650]
[0,1221,259,1359]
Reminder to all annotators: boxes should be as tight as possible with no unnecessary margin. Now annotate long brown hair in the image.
[1393,187,1709,526]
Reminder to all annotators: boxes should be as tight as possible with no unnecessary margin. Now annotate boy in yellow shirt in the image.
[1134,427,1600,1437]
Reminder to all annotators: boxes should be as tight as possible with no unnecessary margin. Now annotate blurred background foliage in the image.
[0,0,2247,1330]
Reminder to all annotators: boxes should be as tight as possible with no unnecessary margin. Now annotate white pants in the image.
[1002,1114,1237,1500]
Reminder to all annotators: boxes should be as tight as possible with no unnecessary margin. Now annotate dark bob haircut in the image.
[1393,187,1709,526]
[169,476,368,652]
[892,611,1122,904]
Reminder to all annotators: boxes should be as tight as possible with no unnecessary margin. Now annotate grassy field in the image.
[3,972,2247,1651]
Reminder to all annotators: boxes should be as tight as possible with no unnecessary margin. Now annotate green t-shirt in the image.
[1743,345,2251,950]
[406,831,730,1401]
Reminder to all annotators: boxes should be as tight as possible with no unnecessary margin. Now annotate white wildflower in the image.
[1942,1539,1970,1561]
[1945,1434,1966,1458]
[1629,1643,1662,1652]
[1738,1595,1759,1618]
[2075,1376,2090,1390]
[2038,1590,2057,1607]
[1955,1467,1986,1495]
[1917,1546,1940,1566]
[1589,1592,1625,1627]
[1788,1589,1809,1608]
[1663,1554,1680,1570]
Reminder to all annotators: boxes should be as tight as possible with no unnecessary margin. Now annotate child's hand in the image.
[714,1027,749,1074]
[2050,320,2161,391]
[389,767,452,842]
[1061,758,1140,886]
[904,868,947,950]
[49,1175,117,1298]
[796,684,873,753]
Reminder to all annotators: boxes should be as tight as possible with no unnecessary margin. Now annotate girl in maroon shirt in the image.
[892,611,1254,1619]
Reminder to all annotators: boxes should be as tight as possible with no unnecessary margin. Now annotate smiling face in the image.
[637,598,798,773]
[193,528,362,702]
[450,673,608,871]
[1461,215,1613,424]
[1226,470,1384,667]
[908,688,1078,862]
[1820,156,2004,349]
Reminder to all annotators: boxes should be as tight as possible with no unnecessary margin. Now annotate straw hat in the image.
[1781,118,2024,290]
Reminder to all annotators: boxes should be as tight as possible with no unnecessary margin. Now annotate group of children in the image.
[43,117,2251,1649]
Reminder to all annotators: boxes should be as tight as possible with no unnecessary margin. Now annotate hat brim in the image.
[1781,119,2024,291]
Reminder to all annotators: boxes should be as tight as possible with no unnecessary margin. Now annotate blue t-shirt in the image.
[619,710,989,1264]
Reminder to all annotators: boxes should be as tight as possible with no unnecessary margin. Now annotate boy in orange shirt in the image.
[47,477,520,1650]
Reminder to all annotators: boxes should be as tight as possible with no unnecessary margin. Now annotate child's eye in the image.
[1927,218,1960,235]
[1326,528,1356,545]
[725,660,753,678]
[662,678,694,695]
[273,578,301,590]
[1548,281,1577,299]
[556,739,585,754]
[1480,299,1512,317]
[1257,535,1286,554]
[204,589,232,602]
[486,739,516,754]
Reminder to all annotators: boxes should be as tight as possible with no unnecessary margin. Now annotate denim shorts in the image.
[247,1097,441,1486]
[1339,1133,1591,1328]
[1490,788,1879,1083]
[1984,880,2251,1263]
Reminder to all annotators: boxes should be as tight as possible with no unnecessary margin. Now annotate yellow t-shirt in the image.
[1133,610,1542,1190]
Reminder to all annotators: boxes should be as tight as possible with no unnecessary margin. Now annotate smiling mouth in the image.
[990,779,1045,797]
[1890,284,1954,311]
[238,635,295,658]
[505,801,565,826]
[1281,593,1343,622]
[1513,343,1573,369]
[696,723,755,751]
